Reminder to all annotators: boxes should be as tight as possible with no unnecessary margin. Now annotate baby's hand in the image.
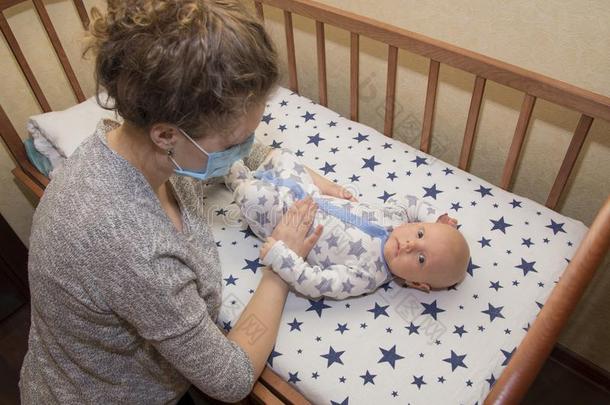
[437,213,458,228]
[306,167,357,202]
[321,181,357,202]
[260,237,277,260]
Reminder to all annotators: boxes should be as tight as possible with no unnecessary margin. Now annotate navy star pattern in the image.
[412,375,426,389]
[378,345,405,369]
[481,303,505,322]
[306,298,332,317]
[288,318,303,332]
[422,184,443,199]
[367,302,390,319]
[321,346,345,367]
[546,219,566,235]
[242,258,264,273]
[421,300,445,320]
[360,370,376,385]
[443,350,468,371]
[361,155,381,171]
[307,133,325,146]
[207,87,586,404]
[490,216,512,233]
[515,258,538,276]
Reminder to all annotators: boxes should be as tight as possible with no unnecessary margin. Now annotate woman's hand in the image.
[260,237,277,261]
[306,167,357,202]
[269,196,323,258]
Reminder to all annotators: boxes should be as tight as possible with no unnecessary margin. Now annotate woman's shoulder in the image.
[32,132,172,261]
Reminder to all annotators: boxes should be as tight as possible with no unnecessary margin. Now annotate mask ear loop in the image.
[177,127,210,157]
[167,148,183,170]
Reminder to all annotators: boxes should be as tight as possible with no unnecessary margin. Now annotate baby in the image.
[225,148,470,299]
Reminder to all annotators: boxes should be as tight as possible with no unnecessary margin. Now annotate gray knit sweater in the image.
[20,120,271,404]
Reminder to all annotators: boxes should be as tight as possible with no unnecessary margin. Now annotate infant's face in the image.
[383,222,469,289]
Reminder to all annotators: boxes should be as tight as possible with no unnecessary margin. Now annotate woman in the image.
[19,1,352,403]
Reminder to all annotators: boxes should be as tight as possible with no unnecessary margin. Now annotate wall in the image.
[1,0,609,370]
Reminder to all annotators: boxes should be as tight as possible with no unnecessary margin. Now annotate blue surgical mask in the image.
[169,128,255,180]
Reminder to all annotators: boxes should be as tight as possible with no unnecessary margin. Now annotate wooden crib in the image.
[1,0,609,403]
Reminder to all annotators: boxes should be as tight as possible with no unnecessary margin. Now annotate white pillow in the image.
[27,93,121,159]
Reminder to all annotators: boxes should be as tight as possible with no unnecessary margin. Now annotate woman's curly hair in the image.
[85,0,279,137]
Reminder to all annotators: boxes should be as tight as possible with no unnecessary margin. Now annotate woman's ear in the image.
[404,280,431,293]
[150,123,179,151]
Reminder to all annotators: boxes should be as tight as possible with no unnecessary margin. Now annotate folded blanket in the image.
[30,133,64,176]
[27,94,120,176]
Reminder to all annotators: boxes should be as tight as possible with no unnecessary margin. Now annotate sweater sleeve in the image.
[105,254,255,403]
[262,240,375,299]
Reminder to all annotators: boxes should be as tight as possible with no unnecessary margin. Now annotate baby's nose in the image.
[400,240,414,253]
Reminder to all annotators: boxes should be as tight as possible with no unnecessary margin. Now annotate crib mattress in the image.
[206,87,587,405]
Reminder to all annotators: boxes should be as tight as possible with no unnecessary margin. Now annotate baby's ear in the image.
[405,280,431,293]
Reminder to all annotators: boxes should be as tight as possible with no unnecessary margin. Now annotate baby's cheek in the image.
[391,259,413,279]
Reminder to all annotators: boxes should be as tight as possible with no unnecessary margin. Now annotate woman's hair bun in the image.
[85,0,279,136]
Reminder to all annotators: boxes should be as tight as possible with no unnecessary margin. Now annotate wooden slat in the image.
[500,94,537,190]
[0,12,51,112]
[72,0,90,29]
[22,159,50,187]
[257,0,610,122]
[350,32,359,121]
[546,114,594,209]
[0,0,26,12]
[459,76,486,170]
[0,105,50,189]
[283,10,298,92]
[254,1,264,20]
[383,45,398,137]
[32,0,85,103]
[420,59,440,152]
[486,196,610,404]
[250,381,284,404]
[0,104,30,168]
[315,21,327,106]
[259,367,312,404]
[12,167,45,200]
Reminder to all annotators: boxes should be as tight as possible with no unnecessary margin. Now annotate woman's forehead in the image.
[227,103,265,142]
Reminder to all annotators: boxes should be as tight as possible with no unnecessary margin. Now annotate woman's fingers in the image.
[283,198,305,225]
[297,198,317,235]
[271,196,322,258]
[303,224,324,253]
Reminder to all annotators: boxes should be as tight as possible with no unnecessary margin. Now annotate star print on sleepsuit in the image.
[224,148,439,299]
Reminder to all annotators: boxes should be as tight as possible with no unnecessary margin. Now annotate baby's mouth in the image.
[394,237,400,258]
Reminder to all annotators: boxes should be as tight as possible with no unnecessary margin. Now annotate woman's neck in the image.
[106,122,172,194]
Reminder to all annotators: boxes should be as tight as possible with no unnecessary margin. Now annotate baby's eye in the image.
[417,229,424,239]
[418,254,426,265]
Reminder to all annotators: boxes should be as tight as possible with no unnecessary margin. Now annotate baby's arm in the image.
[401,194,440,223]
[261,239,375,300]
[306,167,357,202]
[396,194,457,226]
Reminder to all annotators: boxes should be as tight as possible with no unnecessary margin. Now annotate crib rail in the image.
[251,0,610,404]
[0,0,88,108]
[0,0,87,188]
[0,1,608,404]
[253,0,610,211]
[487,195,610,404]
